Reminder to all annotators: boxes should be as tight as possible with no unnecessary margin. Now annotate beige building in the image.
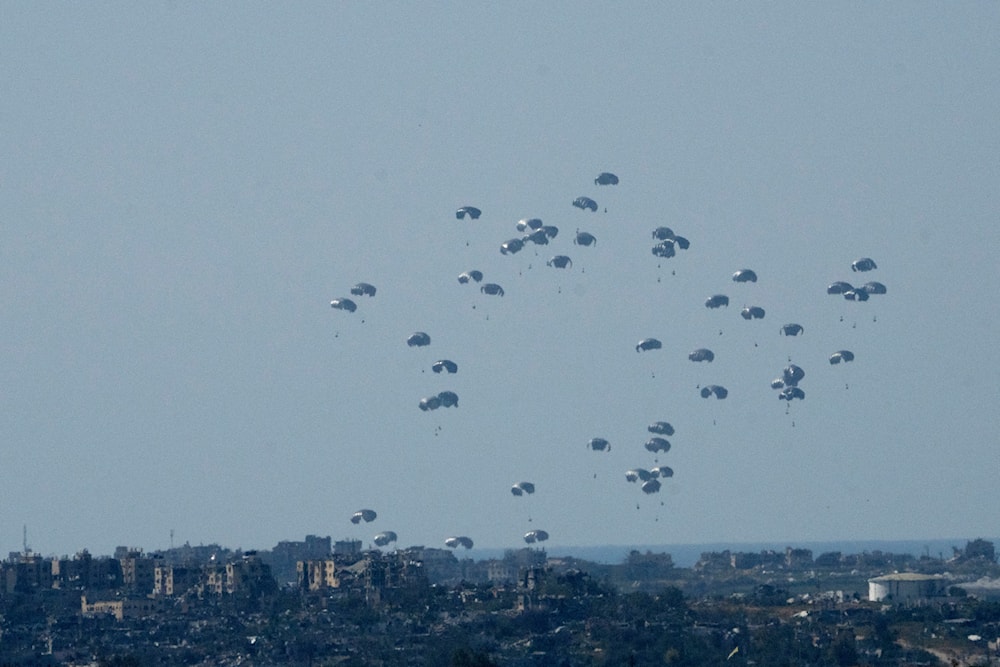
[298,559,340,591]
[81,595,161,620]
[117,549,158,595]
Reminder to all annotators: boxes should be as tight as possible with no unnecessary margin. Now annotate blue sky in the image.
[3,2,998,557]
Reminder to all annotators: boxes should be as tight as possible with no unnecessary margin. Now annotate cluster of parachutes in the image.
[500,218,560,257]
[650,226,691,260]
[456,269,507,299]
[771,364,806,401]
[592,419,680,506]
[603,419,677,517]
[348,508,399,549]
[418,391,459,411]
[330,281,378,314]
[401,331,462,412]
[827,258,886,302]
[329,167,889,554]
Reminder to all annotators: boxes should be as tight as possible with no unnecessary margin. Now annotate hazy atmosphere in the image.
[3,3,998,558]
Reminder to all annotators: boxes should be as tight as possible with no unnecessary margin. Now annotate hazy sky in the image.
[3,3,999,558]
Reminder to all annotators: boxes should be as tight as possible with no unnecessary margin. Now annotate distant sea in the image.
[467,538,999,568]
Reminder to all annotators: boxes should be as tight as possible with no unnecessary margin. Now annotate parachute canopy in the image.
[852,257,877,272]
[644,437,671,454]
[574,231,597,246]
[862,281,887,295]
[782,364,805,386]
[647,421,675,436]
[373,531,397,547]
[432,359,458,374]
[523,529,549,544]
[547,255,572,268]
[700,385,728,399]
[407,332,431,347]
[438,390,459,407]
[350,509,377,524]
[481,283,505,296]
[500,238,524,255]
[350,282,377,297]
[705,294,729,309]
[458,270,484,284]
[330,298,357,313]
[418,396,441,411]
[588,437,610,452]
[573,196,598,211]
[741,306,766,320]
[829,350,855,364]
[827,281,854,295]
[844,288,869,301]
[636,338,662,352]
[779,386,805,401]
[641,479,662,494]
[780,323,804,336]
[511,481,536,496]
[445,536,474,549]
[455,206,482,220]
[651,241,675,258]
[595,172,619,185]
[732,269,758,283]
[689,348,715,362]
[524,229,549,245]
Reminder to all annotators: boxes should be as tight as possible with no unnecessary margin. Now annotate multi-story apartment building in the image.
[153,564,201,597]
